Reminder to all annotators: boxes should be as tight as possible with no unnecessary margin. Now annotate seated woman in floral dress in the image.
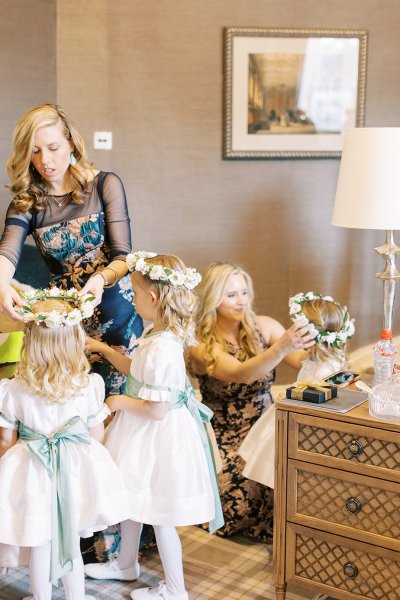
[188,262,314,541]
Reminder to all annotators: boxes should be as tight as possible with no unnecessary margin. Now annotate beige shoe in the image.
[84,559,140,581]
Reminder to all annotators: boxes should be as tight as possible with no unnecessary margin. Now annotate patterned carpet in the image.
[0,526,336,600]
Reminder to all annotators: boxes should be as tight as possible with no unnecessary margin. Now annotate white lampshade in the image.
[332,127,400,230]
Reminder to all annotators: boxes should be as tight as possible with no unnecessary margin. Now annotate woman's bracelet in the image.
[96,266,119,288]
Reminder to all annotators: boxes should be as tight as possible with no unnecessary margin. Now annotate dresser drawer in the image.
[287,460,400,549]
[286,523,400,600]
[288,413,400,482]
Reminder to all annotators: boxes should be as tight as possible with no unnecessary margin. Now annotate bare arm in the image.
[0,427,17,457]
[86,336,131,376]
[0,256,23,320]
[79,173,131,305]
[190,318,314,384]
[79,259,129,306]
[106,394,168,421]
[88,422,105,443]
[256,315,308,370]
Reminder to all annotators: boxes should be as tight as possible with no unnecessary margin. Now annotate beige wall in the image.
[0,0,57,189]
[2,1,400,381]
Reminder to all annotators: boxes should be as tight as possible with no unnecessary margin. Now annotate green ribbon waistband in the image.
[19,415,91,585]
[125,374,224,534]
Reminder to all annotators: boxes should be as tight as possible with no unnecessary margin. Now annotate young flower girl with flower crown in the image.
[239,292,355,489]
[84,252,223,600]
[0,289,132,600]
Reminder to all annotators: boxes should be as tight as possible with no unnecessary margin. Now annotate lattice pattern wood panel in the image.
[297,424,400,471]
[296,470,400,539]
[295,533,400,599]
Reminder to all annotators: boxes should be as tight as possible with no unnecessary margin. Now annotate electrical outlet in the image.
[93,131,112,150]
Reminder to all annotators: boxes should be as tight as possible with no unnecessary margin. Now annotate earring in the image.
[69,152,77,166]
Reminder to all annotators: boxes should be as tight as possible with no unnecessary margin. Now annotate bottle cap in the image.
[381,329,393,340]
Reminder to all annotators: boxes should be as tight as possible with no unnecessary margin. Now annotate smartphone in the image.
[324,370,360,388]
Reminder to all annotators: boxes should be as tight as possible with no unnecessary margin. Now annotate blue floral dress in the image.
[0,172,153,561]
[0,171,143,395]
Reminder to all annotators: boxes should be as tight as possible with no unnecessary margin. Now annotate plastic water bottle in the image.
[373,329,398,386]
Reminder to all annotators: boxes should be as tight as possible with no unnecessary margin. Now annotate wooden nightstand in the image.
[274,398,400,600]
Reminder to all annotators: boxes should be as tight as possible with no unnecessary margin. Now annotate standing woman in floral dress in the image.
[189,262,314,542]
[0,103,146,559]
[0,103,143,394]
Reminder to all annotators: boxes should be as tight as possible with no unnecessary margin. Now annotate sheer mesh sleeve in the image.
[0,204,31,268]
[98,172,132,260]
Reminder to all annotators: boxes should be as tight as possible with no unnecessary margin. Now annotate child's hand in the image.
[86,336,105,356]
[106,395,120,413]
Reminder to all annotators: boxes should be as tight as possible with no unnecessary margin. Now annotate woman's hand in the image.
[276,318,316,355]
[0,282,24,321]
[79,273,105,307]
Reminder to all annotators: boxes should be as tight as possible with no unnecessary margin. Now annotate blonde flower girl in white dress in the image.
[239,292,355,489]
[0,289,132,600]
[84,252,223,600]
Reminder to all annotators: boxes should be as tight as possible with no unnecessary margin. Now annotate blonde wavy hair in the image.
[6,103,95,212]
[15,299,90,404]
[196,262,259,375]
[136,254,198,346]
[302,298,347,368]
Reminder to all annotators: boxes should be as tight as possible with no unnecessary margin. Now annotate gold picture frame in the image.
[223,27,368,159]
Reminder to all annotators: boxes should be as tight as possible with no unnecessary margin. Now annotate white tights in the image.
[29,542,85,600]
[118,520,186,595]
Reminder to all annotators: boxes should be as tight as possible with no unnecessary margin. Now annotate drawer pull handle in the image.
[343,562,358,578]
[345,497,362,514]
[347,440,364,456]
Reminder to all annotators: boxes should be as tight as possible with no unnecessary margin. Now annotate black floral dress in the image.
[197,330,275,542]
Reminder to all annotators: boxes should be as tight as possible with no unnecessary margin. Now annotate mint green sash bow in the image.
[125,374,224,533]
[18,416,91,585]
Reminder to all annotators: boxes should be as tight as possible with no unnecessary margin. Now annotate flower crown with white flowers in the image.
[15,287,95,328]
[289,291,355,348]
[126,251,202,290]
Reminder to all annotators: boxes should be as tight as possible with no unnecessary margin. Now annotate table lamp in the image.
[332,127,400,331]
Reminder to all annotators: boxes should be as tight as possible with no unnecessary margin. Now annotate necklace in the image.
[48,192,71,207]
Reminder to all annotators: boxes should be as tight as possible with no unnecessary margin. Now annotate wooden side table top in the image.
[276,375,400,432]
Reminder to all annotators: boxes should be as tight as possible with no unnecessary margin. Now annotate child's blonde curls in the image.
[15,299,90,404]
[136,254,198,347]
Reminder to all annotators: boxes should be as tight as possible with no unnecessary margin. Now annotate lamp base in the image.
[374,231,400,330]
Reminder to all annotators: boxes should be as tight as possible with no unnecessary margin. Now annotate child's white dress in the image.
[105,328,216,527]
[238,358,343,489]
[0,373,132,551]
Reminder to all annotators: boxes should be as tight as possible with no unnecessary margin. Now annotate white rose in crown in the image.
[336,331,349,344]
[134,257,148,275]
[289,301,302,315]
[167,271,186,286]
[320,332,337,344]
[346,320,356,337]
[42,312,64,328]
[149,265,165,280]
[80,296,95,318]
[65,308,83,325]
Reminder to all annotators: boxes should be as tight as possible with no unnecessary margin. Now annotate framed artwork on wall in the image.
[223,27,368,159]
